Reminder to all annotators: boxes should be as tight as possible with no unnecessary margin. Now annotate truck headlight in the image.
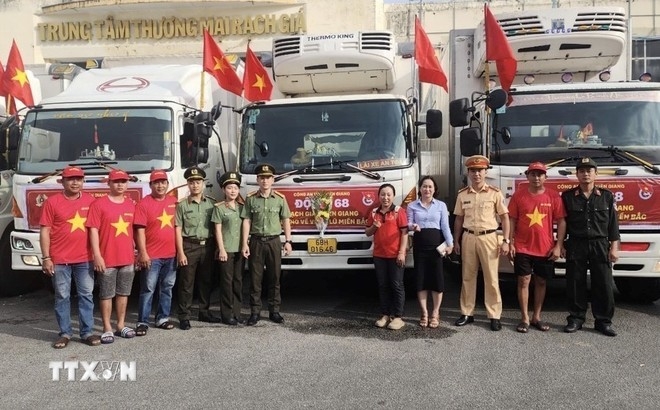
[11,237,34,251]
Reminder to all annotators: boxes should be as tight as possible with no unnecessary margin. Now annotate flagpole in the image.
[484,3,491,158]
[200,70,205,109]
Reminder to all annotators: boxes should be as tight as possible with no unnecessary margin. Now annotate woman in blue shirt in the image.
[407,176,454,328]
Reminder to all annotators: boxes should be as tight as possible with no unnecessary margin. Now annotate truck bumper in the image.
[10,231,42,271]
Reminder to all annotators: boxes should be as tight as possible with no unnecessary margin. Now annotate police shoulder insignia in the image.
[488,185,501,192]
[215,200,226,207]
[204,195,217,202]
[247,190,258,197]
[272,190,285,198]
[457,187,468,193]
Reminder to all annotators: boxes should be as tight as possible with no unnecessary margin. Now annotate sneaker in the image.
[375,315,389,328]
[387,317,405,330]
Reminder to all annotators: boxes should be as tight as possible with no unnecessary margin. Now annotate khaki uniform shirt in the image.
[211,201,243,253]
[453,184,508,231]
[175,196,216,239]
[241,190,291,236]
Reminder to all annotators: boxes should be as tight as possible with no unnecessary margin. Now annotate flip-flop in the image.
[101,332,115,344]
[82,335,101,346]
[114,327,136,339]
[52,336,70,349]
[157,321,175,330]
[136,324,148,336]
[516,322,529,333]
[531,321,550,332]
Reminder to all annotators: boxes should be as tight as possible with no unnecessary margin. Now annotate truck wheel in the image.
[0,229,43,297]
[614,277,660,304]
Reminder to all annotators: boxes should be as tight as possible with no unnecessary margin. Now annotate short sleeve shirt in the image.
[508,188,566,257]
[134,194,177,259]
[175,196,216,239]
[366,205,408,258]
[39,192,95,264]
[561,187,620,241]
[211,201,243,253]
[86,195,136,268]
[240,190,291,236]
[454,184,508,231]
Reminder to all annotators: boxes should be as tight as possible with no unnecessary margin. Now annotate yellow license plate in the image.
[307,238,337,254]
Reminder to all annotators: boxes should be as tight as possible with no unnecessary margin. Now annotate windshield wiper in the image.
[569,145,660,174]
[274,159,381,182]
[31,161,138,183]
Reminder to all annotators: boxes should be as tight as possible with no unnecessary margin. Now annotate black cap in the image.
[256,163,276,177]
[576,157,598,170]
[219,171,241,187]
[184,166,206,180]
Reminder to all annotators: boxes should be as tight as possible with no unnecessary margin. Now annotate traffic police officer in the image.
[175,166,218,330]
[561,158,620,336]
[452,155,510,331]
[241,164,292,326]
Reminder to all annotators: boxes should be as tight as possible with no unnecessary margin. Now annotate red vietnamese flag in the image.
[2,40,34,108]
[1,56,19,116]
[202,30,243,96]
[242,45,273,102]
[485,5,517,104]
[414,17,448,92]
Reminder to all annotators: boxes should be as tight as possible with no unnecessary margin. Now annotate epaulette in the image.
[247,190,258,197]
[204,195,217,202]
[214,201,226,208]
[457,186,469,193]
[272,190,285,198]
[488,185,501,192]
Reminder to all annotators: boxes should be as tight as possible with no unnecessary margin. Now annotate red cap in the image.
[525,162,547,174]
[150,170,168,183]
[108,169,130,181]
[61,166,84,178]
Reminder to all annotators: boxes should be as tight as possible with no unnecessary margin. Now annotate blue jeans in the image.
[52,262,95,339]
[138,257,176,326]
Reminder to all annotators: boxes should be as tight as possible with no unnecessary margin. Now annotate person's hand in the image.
[454,242,461,255]
[445,246,454,256]
[548,245,561,261]
[42,259,54,277]
[411,223,421,232]
[138,252,151,269]
[218,249,228,262]
[373,220,382,229]
[396,252,405,267]
[499,242,510,256]
[177,252,188,267]
[283,242,292,256]
[609,248,619,264]
[509,245,516,260]
[93,255,106,273]
[242,244,250,259]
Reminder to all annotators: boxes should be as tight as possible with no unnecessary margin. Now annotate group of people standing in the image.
[42,163,291,349]
[368,155,620,337]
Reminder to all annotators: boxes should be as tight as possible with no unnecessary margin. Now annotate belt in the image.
[183,237,211,245]
[463,228,497,236]
[252,235,279,242]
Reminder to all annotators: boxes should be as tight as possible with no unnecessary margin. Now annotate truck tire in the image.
[614,277,660,304]
[0,228,43,297]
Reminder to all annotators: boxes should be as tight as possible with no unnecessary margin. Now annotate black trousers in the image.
[373,257,405,317]
[177,241,215,320]
[219,252,244,320]
[565,238,615,325]
[248,236,282,314]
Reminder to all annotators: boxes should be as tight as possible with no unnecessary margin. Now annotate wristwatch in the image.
[284,240,293,245]
[502,238,511,244]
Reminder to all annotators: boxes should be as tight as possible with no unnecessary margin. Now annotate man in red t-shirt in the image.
[40,166,99,349]
[86,169,136,344]
[134,170,178,335]
[508,162,566,333]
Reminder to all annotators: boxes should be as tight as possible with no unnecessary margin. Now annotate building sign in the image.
[37,13,306,42]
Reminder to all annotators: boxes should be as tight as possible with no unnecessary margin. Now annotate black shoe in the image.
[595,323,617,337]
[234,316,246,325]
[246,313,260,326]
[564,321,583,333]
[222,317,238,326]
[269,312,284,324]
[179,320,191,330]
[198,313,222,323]
[490,319,502,331]
[454,315,474,326]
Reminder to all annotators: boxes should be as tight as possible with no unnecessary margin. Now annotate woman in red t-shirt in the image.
[366,183,408,330]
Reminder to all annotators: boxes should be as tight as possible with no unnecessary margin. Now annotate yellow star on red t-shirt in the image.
[156,210,174,229]
[111,215,130,237]
[67,211,87,232]
[526,207,547,227]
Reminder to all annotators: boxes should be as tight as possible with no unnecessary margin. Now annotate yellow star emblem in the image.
[213,56,228,73]
[156,209,174,229]
[526,207,547,227]
[11,68,30,88]
[67,211,87,233]
[252,74,266,92]
[111,215,130,237]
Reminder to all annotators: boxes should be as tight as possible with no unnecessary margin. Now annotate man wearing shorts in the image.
[87,169,137,344]
[508,162,566,333]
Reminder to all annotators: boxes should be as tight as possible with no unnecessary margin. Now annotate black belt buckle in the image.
[184,237,207,245]
[464,228,496,236]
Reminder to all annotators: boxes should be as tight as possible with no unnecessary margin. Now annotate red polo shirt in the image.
[367,205,408,258]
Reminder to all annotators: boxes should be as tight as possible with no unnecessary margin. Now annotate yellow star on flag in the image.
[11,69,30,87]
[526,206,547,227]
[67,211,87,233]
[213,56,228,73]
[111,215,130,237]
[156,209,174,229]
[252,74,266,92]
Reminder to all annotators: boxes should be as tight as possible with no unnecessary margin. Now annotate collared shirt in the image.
[366,204,408,258]
[406,198,454,246]
[561,186,620,241]
[211,201,243,253]
[453,183,508,231]
[175,196,216,240]
[241,190,291,236]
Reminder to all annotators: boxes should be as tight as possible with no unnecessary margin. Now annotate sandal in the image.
[419,314,429,328]
[516,322,529,333]
[82,335,101,346]
[136,324,148,336]
[157,321,175,330]
[101,332,115,344]
[531,320,550,332]
[114,327,136,339]
[429,315,440,329]
[52,336,70,349]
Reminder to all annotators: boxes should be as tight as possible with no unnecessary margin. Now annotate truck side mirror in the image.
[425,109,442,139]
[195,147,209,163]
[449,98,471,127]
[486,89,508,110]
[460,127,482,157]
[194,112,213,140]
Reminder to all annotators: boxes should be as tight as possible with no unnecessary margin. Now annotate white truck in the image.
[8,64,233,284]
[448,6,660,302]
[236,31,443,270]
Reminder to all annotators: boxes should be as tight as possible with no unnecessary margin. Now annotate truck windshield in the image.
[18,107,173,174]
[239,99,410,174]
[491,89,660,166]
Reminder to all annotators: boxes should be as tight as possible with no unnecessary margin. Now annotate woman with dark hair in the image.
[406,176,454,328]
